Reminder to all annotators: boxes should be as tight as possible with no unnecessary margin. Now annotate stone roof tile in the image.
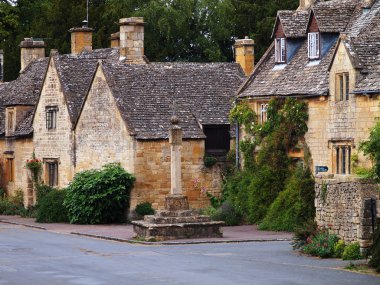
[102,62,245,140]
[276,10,310,38]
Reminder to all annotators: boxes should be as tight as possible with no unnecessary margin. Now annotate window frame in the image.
[6,157,14,182]
[275,38,286,64]
[260,103,268,124]
[335,72,350,102]
[333,144,351,175]
[203,124,231,156]
[7,110,14,132]
[308,32,320,60]
[45,159,59,187]
[45,106,58,130]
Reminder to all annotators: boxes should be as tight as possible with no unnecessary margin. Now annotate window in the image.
[335,73,350,101]
[7,111,14,132]
[46,106,58,130]
[6,158,14,182]
[46,160,58,187]
[308,32,320,59]
[275,38,286,63]
[334,145,351,175]
[203,125,230,156]
[260,104,268,123]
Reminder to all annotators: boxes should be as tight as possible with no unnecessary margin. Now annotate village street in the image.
[0,223,379,285]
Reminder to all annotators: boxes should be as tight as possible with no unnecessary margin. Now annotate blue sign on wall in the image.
[316,166,328,173]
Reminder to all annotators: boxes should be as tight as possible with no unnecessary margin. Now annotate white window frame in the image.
[275,38,286,63]
[260,103,268,123]
[308,32,320,59]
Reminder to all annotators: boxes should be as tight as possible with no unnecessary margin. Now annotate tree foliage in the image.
[0,0,299,80]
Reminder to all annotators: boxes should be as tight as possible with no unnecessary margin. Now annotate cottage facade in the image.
[0,18,248,210]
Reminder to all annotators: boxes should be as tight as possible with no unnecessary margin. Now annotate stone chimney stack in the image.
[0,50,3,82]
[19,38,46,72]
[363,0,375,8]
[69,21,94,55]
[119,17,145,64]
[110,32,120,48]
[298,0,317,10]
[234,37,255,76]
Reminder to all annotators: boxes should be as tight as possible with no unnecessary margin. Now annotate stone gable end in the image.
[33,58,74,187]
[75,66,135,174]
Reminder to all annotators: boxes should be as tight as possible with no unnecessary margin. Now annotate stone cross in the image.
[169,115,182,195]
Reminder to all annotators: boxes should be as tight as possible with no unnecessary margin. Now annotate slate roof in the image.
[238,0,380,100]
[102,62,245,139]
[312,0,360,33]
[0,58,48,136]
[274,10,310,38]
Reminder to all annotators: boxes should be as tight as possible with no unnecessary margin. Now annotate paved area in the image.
[0,223,378,285]
[0,215,292,244]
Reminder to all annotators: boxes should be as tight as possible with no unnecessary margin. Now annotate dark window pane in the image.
[336,147,340,174]
[342,147,346,174]
[204,125,230,155]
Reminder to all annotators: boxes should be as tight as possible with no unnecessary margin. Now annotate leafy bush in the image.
[135,202,155,216]
[8,188,24,207]
[369,219,380,272]
[36,184,54,204]
[342,242,362,260]
[359,121,380,181]
[302,229,339,258]
[334,240,346,258]
[0,199,25,215]
[204,155,217,168]
[210,201,242,226]
[64,163,135,224]
[36,190,68,223]
[291,219,318,250]
[259,166,315,231]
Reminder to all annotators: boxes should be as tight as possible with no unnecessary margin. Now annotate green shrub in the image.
[210,201,242,226]
[291,219,318,250]
[302,229,339,258]
[36,190,68,223]
[8,188,24,207]
[369,220,380,272]
[204,155,217,168]
[135,202,155,216]
[64,163,135,224]
[0,199,25,215]
[342,242,362,260]
[334,240,346,258]
[36,184,55,203]
[259,166,315,231]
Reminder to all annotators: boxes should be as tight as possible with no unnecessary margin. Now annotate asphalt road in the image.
[0,223,379,285]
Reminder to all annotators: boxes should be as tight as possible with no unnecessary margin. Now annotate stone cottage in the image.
[236,0,380,247]
[0,18,249,210]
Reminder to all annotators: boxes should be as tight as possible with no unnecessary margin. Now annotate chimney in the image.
[110,32,120,48]
[363,0,375,8]
[19,38,46,72]
[298,0,317,10]
[119,17,145,64]
[234,37,255,76]
[69,21,94,55]
[0,50,3,82]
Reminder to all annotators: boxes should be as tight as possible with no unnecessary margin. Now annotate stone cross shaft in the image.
[169,116,182,195]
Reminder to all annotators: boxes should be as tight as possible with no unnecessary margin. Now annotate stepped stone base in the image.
[132,195,224,241]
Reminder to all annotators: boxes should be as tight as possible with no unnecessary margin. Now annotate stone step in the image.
[155,210,199,217]
[144,215,212,224]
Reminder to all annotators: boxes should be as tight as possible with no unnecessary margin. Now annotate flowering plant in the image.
[25,152,42,182]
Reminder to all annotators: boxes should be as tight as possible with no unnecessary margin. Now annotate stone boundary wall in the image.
[315,176,380,248]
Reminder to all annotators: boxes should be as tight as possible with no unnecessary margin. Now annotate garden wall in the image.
[315,176,380,249]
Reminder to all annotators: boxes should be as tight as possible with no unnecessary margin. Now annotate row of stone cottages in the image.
[237,0,380,248]
[0,17,251,210]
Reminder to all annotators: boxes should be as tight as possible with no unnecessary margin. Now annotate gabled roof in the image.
[238,38,336,99]
[272,10,310,38]
[311,0,360,33]
[0,58,48,136]
[101,62,245,140]
[52,48,119,126]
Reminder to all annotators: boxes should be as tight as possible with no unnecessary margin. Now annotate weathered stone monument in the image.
[132,116,224,241]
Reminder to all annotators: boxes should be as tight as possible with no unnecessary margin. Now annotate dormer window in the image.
[275,38,286,63]
[308,32,320,59]
[46,106,58,130]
